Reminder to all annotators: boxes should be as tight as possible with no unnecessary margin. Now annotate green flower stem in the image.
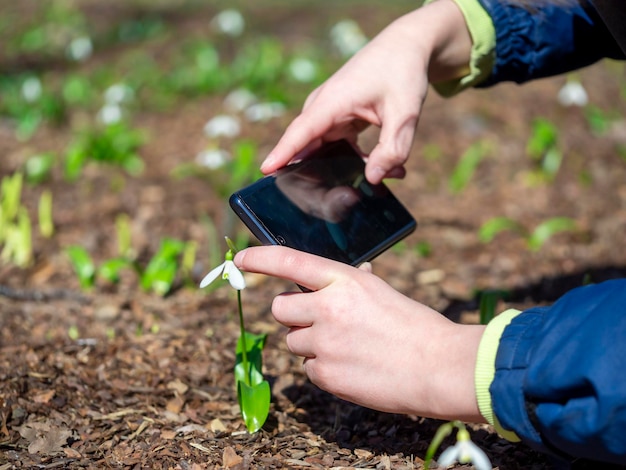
[237,289,250,386]
[423,420,465,468]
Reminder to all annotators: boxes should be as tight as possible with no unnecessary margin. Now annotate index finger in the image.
[234,245,348,291]
[260,110,330,175]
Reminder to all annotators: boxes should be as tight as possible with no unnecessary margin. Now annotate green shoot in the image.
[24,153,55,185]
[479,216,577,251]
[181,240,198,283]
[449,140,491,193]
[64,122,145,181]
[478,217,525,243]
[38,190,54,238]
[115,213,133,258]
[527,217,577,252]
[526,118,562,181]
[584,105,615,136]
[98,257,134,284]
[140,238,186,296]
[414,241,432,258]
[477,289,509,325]
[1,172,23,224]
[66,246,96,289]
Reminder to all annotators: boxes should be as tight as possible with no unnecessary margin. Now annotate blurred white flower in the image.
[330,20,367,57]
[203,114,241,138]
[437,429,492,470]
[21,77,42,103]
[196,148,229,169]
[224,88,257,113]
[288,57,318,83]
[211,9,245,37]
[104,83,134,105]
[67,36,93,61]
[557,80,588,107]
[200,250,245,290]
[245,102,285,122]
[98,103,123,125]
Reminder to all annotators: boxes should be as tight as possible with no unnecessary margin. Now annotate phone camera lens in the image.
[276,235,286,245]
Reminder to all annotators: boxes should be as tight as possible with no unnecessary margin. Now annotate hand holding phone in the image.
[230,140,416,266]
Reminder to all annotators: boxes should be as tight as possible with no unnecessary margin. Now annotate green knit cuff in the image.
[429,0,496,96]
[475,308,521,442]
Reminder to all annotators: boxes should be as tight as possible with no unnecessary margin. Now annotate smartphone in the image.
[229,139,417,266]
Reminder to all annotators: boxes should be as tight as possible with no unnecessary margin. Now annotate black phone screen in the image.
[229,140,416,266]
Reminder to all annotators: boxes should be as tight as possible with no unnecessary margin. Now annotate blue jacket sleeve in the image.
[490,279,626,465]
[475,0,625,86]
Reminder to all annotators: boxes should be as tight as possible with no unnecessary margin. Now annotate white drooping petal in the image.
[288,58,317,83]
[196,148,229,169]
[330,20,367,58]
[459,440,492,470]
[437,440,492,470]
[211,9,245,37]
[557,80,588,107]
[104,83,134,105]
[436,445,459,468]
[224,88,257,113]
[98,103,123,125]
[199,262,226,288]
[67,36,93,61]
[223,260,246,290]
[203,114,241,138]
[244,102,285,122]
[21,77,42,102]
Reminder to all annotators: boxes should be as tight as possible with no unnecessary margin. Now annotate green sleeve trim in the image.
[429,0,496,97]
[474,308,521,442]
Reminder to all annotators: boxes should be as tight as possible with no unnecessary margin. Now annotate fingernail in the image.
[368,166,386,184]
[260,153,276,172]
[233,249,247,267]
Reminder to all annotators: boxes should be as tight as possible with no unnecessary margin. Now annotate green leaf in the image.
[478,217,525,243]
[64,144,87,181]
[235,331,267,387]
[448,140,490,194]
[38,190,54,238]
[478,289,509,325]
[238,379,270,433]
[140,238,185,295]
[24,153,55,185]
[526,118,558,159]
[235,330,270,433]
[1,172,23,222]
[66,245,95,289]
[98,257,133,284]
[527,217,577,251]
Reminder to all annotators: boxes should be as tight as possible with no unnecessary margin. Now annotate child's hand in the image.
[261,0,472,185]
[235,245,484,421]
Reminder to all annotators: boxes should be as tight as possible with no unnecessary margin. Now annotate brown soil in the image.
[1,2,626,469]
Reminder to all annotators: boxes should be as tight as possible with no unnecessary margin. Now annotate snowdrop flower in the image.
[195,148,229,169]
[224,88,257,113]
[67,36,93,61]
[21,77,42,102]
[200,250,245,290]
[557,80,588,107]
[203,114,241,138]
[104,83,134,105]
[288,57,318,83]
[245,102,285,122]
[330,20,368,57]
[211,9,245,37]
[437,428,492,470]
[98,103,123,125]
